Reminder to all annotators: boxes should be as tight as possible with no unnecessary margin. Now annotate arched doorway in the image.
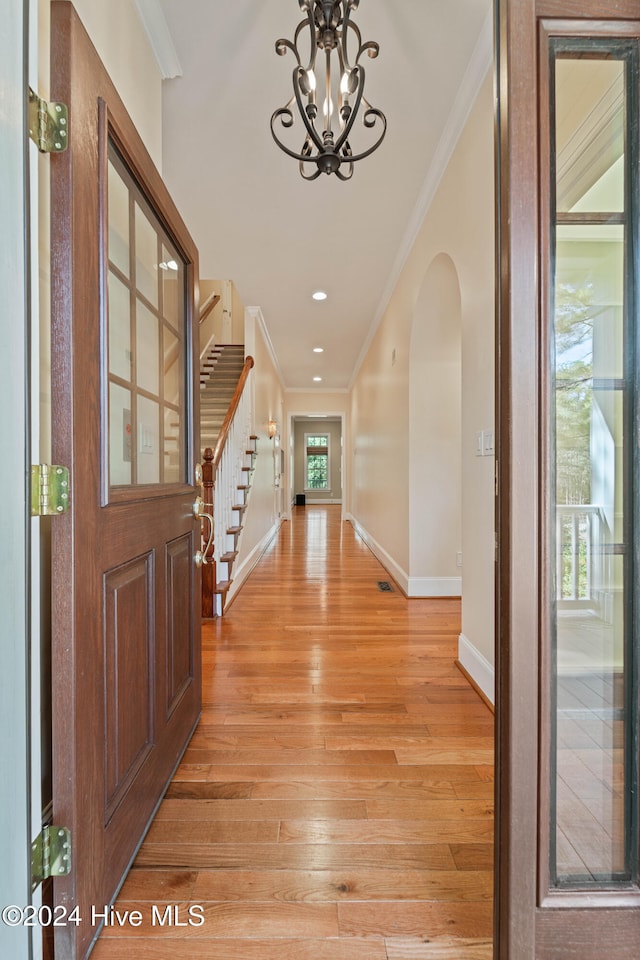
[409,253,462,597]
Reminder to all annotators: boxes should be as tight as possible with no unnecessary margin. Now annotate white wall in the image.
[349,72,495,701]
[409,253,462,598]
[349,304,409,579]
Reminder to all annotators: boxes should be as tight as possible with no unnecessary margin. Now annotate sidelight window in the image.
[549,39,638,888]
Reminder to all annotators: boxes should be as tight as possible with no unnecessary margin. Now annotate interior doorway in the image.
[286,413,347,520]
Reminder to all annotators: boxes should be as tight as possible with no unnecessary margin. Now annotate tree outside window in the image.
[305,434,329,489]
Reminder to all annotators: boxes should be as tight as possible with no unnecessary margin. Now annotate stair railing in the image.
[199,291,220,324]
[201,355,254,617]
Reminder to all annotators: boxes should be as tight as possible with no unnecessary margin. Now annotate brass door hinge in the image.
[28,88,68,153]
[31,826,72,891]
[31,464,70,516]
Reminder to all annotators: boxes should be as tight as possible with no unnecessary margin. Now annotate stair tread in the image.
[199,343,252,621]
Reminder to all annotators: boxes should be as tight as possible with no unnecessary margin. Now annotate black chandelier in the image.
[270,0,387,181]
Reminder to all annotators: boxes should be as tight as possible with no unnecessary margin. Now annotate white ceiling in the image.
[156,0,493,390]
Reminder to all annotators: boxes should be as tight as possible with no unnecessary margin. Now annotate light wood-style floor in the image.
[92,505,494,959]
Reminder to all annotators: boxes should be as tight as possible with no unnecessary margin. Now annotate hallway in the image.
[92,505,494,959]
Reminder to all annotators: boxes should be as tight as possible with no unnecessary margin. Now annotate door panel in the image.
[497,0,640,956]
[103,554,155,818]
[49,4,201,958]
[166,534,196,713]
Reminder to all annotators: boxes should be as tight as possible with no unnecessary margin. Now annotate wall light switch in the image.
[475,431,484,457]
[483,430,494,456]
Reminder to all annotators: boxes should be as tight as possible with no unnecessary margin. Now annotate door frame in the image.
[495,2,540,952]
[0,1,35,958]
[495,1,640,956]
[286,411,347,521]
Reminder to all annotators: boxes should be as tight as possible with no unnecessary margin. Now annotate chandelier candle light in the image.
[270,0,387,180]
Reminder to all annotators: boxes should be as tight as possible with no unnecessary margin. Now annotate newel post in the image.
[201,446,216,618]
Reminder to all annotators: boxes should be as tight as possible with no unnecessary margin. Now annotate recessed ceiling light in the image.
[312,290,327,301]
[313,347,324,353]
[313,376,323,382]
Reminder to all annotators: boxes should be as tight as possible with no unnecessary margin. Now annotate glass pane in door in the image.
[550,46,635,886]
[106,142,187,489]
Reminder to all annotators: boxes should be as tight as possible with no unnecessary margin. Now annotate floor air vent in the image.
[377,580,394,592]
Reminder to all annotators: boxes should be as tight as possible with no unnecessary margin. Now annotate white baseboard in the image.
[407,577,461,598]
[346,514,409,594]
[346,516,462,598]
[225,519,282,607]
[458,632,495,706]
[304,498,343,505]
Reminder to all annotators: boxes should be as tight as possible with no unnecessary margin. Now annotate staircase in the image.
[199,343,246,456]
[202,434,257,616]
[199,351,256,618]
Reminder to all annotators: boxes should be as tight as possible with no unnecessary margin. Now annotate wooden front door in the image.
[49,4,201,957]
[496,0,640,956]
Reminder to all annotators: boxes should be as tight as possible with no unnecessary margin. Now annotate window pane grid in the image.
[305,434,329,490]
[106,142,187,490]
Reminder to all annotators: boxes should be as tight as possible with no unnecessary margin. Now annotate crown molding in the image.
[133,0,182,79]
[285,387,350,396]
[245,306,286,388]
[349,5,493,389]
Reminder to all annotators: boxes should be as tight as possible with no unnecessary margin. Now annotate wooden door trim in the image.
[496,0,640,956]
[537,0,640,16]
[495,0,541,955]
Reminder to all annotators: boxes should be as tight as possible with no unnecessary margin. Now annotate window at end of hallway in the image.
[305,433,330,490]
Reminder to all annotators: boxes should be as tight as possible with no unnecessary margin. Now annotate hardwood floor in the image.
[92,505,494,959]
